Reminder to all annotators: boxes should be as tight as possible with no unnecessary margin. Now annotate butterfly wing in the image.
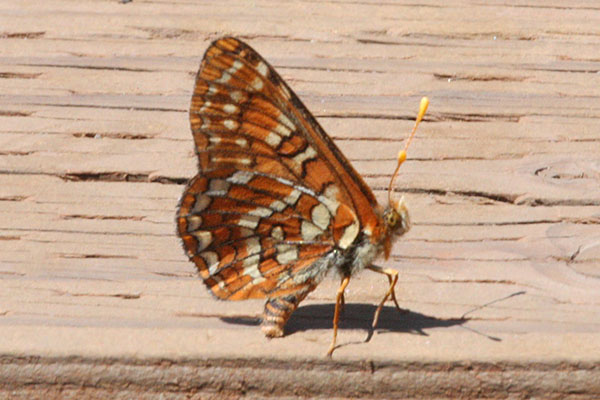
[177,37,381,300]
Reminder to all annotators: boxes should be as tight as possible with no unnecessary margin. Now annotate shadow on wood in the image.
[221,303,469,337]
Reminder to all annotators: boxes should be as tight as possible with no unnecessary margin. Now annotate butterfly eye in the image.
[383,207,401,231]
[385,211,398,227]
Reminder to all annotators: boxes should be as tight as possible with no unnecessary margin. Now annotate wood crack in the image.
[0,110,32,117]
[18,63,152,72]
[0,31,44,39]
[0,72,41,79]
[56,253,136,259]
[72,132,154,140]
[61,214,145,221]
[434,73,527,82]
[25,102,184,113]
[53,289,141,299]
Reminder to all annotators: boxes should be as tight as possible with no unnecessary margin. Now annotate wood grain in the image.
[1,0,599,398]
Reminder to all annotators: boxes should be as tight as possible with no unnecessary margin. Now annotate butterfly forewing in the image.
[178,37,381,300]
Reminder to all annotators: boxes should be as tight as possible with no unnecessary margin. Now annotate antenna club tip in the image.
[418,97,429,119]
[397,150,407,164]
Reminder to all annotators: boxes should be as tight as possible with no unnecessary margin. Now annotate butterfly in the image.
[176,37,428,356]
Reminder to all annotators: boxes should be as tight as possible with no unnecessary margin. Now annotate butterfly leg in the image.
[326,276,350,357]
[339,278,346,313]
[367,265,409,329]
[261,287,314,338]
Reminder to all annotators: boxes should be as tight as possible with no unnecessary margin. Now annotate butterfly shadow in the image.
[221,303,469,343]
[221,291,526,353]
[288,303,468,339]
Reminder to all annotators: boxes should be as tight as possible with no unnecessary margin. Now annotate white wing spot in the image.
[223,104,238,114]
[187,215,202,231]
[265,131,282,147]
[283,188,301,205]
[192,194,211,213]
[200,116,211,130]
[207,179,230,195]
[242,253,265,284]
[270,200,286,212]
[223,119,238,131]
[318,184,341,214]
[216,59,243,84]
[245,237,262,255]
[227,170,254,184]
[232,60,244,70]
[211,156,250,165]
[318,195,340,215]
[192,231,213,252]
[311,203,331,231]
[200,251,219,275]
[230,90,245,103]
[199,100,212,113]
[243,266,265,284]
[337,220,359,249]
[251,76,264,91]
[323,184,340,200]
[271,226,284,241]
[209,273,227,292]
[239,227,254,238]
[238,215,260,229]
[274,123,292,138]
[277,113,294,133]
[301,220,322,241]
[248,206,273,218]
[256,61,268,77]
[276,244,298,265]
[216,72,232,84]
[292,146,317,173]
[242,254,260,268]
[235,138,248,148]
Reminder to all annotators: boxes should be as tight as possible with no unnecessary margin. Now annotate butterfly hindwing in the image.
[178,169,337,299]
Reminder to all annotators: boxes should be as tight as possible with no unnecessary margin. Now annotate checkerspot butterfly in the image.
[177,37,428,356]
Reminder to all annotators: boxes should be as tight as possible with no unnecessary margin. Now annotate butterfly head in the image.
[381,196,411,259]
[386,196,411,236]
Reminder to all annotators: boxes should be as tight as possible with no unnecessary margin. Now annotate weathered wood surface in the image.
[1,0,599,398]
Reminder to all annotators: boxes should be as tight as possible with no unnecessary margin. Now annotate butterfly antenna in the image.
[387,97,429,205]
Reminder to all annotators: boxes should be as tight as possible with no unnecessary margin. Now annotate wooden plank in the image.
[0,0,599,398]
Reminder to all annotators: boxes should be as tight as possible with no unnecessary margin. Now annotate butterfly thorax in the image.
[337,199,410,278]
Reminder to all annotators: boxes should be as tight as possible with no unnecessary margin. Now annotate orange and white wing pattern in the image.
[177,37,383,301]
